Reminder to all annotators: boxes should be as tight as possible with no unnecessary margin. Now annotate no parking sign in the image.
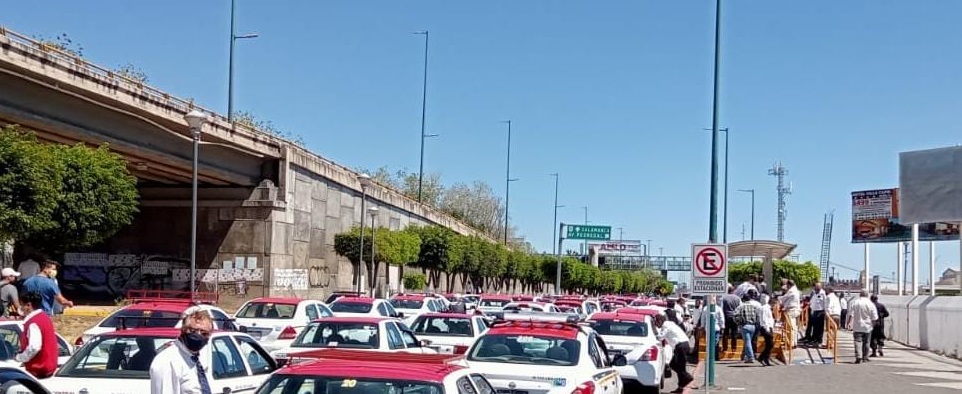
[691,243,728,295]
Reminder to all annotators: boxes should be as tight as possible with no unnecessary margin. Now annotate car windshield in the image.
[257,374,443,394]
[411,317,473,337]
[57,335,171,378]
[390,299,424,310]
[292,322,380,349]
[503,304,542,312]
[590,320,649,337]
[467,334,580,366]
[99,309,183,328]
[330,301,373,314]
[236,302,297,319]
[479,299,509,308]
[463,296,480,304]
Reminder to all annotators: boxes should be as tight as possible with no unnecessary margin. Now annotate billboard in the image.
[900,146,962,224]
[588,240,643,255]
[851,188,960,243]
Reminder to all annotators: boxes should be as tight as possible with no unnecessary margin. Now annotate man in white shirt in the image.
[756,297,777,366]
[697,295,724,361]
[654,314,693,394]
[826,287,842,330]
[846,290,879,364]
[779,280,802,348]
[839,293,849,329]
[734,275,758,298]
[150,307,215,394]
[803,282,827,346]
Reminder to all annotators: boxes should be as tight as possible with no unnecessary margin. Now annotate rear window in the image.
[331,301,373,314]
[390,299,424,310]
[479,299,509,308]
[56,335,171,378]
[100,309,183,328]
[292,321,380,349]
[590,319,649,337]
[411,317,473,337]
[468,334,580,366]
[236,302,297,319]
[256,375,442,394]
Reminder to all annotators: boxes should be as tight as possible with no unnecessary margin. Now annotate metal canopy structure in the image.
[727,240,798,290]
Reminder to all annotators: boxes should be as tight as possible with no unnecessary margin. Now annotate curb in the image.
[684,359,706,393]
[60,308,114,318]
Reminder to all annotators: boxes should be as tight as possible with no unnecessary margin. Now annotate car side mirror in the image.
[420,339,432,347]
[612,355,628,366]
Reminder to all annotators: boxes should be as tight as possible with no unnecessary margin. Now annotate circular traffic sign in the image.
[695,247,725,277]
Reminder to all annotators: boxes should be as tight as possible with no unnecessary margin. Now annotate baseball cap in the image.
[1,268,20,277]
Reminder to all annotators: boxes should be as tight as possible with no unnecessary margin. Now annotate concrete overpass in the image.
[0,26,488,300]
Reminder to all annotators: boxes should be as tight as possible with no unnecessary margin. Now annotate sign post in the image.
[565,224,612,241]
[692,243,728,389]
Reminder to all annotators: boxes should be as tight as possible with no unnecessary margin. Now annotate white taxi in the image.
[464,313,622,394]
[0,321,73,366]
[389,294,443,326]
[233,297,334,352]
[271,316,437,366]
[587,310,669,393]
[409,313,489,355]
[44,327,277,394]
[502,302,562,313]
[329,296,402,318]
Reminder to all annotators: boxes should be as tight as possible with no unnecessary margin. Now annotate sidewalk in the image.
[686,330,962,393]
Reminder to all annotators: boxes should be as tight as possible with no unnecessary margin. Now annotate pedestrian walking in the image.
[720,286,741,353]
[870,294,890,357]
[826,287,842,329]
[150,306,215,394]
[0,268,22,317]
[846,290,879,364]
[733,290,762,363]
[779,279,802,348]
[21,261,72,316]
[697,295,724,361]
[653,314,693,393]
[756,297,777,366]
[840,293,849,329]
[14,292,58,379]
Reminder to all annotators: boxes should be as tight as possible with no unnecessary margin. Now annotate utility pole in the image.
[551,174,561,255]
[414,30,432,202]
[706,0,723,389]
[768,162,791,242]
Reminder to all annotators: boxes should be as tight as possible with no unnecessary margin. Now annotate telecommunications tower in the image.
[768,162,791,242]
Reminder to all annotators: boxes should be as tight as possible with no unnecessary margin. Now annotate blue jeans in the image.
[740,324,756,361]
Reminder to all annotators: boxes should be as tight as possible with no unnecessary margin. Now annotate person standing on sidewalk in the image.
[0,268,22,317]
[720,286,741,353]
[803,282,827,346]
[697,295,724,361]
[733,290,762,363]
[756,297,777,366]
[846,290,879,364]
[840,293,849,329]
[21,261,73,316]
[653,314,693,394]
[14,292,58,378]
[779,279,802,349]
[870,294,890,357]
[826,287,842,330]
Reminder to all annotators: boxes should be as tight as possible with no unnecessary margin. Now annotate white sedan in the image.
[0,321,74,366]
[587,310,670,393]
[271,316,437,366]
[464,313,623,394]
[233,297,333,352]
[408,313,489,354]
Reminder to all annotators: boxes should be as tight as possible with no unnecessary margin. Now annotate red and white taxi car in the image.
[233,297,334,352]
[465,313,623,394]
[45,327,276,394]
[75,290,234,346]
[586,310,670,393]
[329,296,402,319]
[409,313,490,355]
[389,294,444,326]
[476,294,513,314]
[255,349,495,394]
[270,316,437,365]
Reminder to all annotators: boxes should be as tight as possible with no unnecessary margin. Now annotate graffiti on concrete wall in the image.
[308,265,333,288]
[273,269,308,291]
[61,252,263,299]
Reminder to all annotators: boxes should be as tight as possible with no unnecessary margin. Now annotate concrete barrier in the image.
[880,295,962,359]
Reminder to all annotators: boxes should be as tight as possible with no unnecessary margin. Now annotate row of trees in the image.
[0,126,139,258]
[358,167,529,249]
[727,260,822,290]
[334,224,674,295]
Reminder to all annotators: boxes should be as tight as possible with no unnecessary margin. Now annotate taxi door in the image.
[588,333,623,394]
[208,335,278,393]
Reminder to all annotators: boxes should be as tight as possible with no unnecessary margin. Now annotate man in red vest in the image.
[15,292,58,378]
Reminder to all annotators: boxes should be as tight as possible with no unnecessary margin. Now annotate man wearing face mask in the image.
[150,307,214,394]
[21,261,73,316]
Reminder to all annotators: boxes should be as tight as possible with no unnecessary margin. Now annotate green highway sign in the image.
[565,225,612,240]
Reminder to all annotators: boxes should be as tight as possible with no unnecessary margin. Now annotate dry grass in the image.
[54,315,104,342]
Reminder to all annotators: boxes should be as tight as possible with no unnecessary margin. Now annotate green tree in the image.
[0,127,62,258]
[403,272,427,291]
[370,227,421,293]
[26,143,139,253]
[728,260,821,290]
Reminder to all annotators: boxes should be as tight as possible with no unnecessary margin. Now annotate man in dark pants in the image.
[756,297,777,366]
[870,294,889,357]
[654,314,692,394]
[804,282,827,346]
[720,285,741,352]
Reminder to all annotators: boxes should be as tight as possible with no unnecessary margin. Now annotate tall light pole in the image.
[368,206,379,297]
[502,120,515,245]
[184,110,208,297]
[227,0,258,122]
[738,189,755,240]
[550,174,562,255]
[704,127,729,242]
[414,30,436,202]
[706,0,723,388]
[357,173,373,294]
[581,206,588,255]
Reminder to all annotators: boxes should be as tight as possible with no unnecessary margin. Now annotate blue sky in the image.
[5,1,962,284]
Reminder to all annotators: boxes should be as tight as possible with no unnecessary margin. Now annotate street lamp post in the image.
[184,110,208,297]
[706,0,724,389]
[704,127,729,242]
[357,174,373,293]
[227,0,258,122]
[414,31,436,202]
[550,174,562,255]
[738,189,755,240]
[581,206,588,255]
[502,120,514,245]
[369,207,379,297]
